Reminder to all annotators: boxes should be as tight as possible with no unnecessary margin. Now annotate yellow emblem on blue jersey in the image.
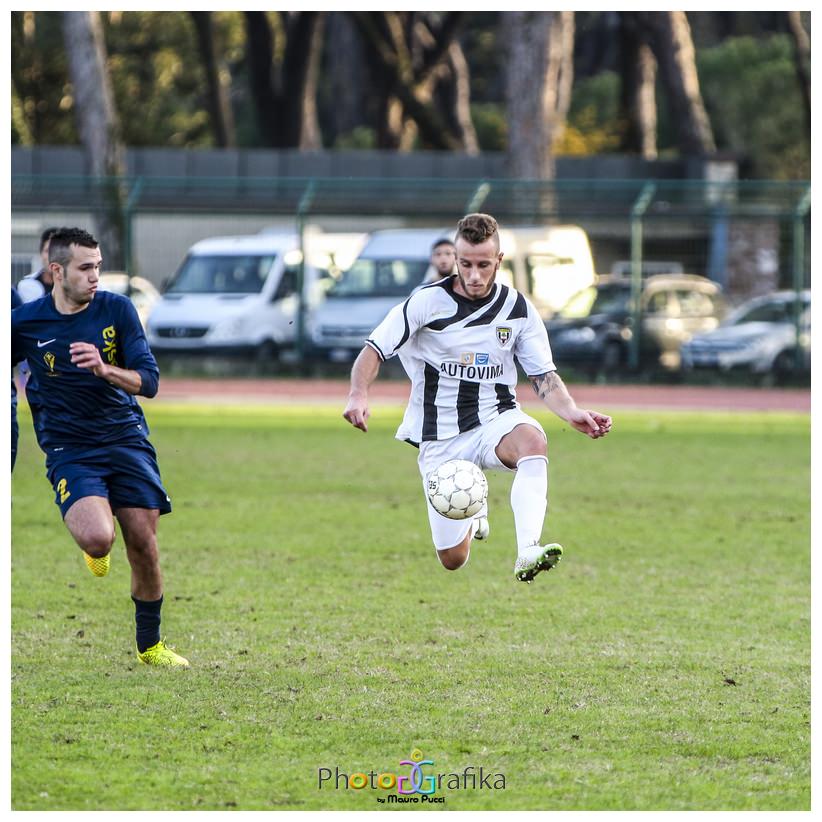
[102,325,117,364]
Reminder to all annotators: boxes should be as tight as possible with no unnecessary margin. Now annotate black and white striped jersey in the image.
[366,277,556,444]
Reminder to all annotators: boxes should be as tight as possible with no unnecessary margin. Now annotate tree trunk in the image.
[348,11,464,150]
[190,11,236,148]
[504,11,574,180]
[325,13,367,142]
[447,40,479,154]
[62,11,126,268]
[279,12,324,148]
[619,13,657,158]
[785,11,810,133]
[636,11,715,155]
[298,12,325,149]
[244,11,324,148]
[505,11,552,179]
[244,11,279,146]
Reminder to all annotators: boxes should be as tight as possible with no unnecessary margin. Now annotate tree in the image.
[618,13,657,159]
[785,11,810,132]
[348,11,468,150]
[244,11,325,148]
[504,11,575,178]
[635,11,715,155]
[62,11,126,268]
[190,11,236,147]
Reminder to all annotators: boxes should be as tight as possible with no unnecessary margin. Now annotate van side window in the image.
[274,264,300,300]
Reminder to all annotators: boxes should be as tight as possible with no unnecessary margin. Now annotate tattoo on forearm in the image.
[529,371,562,401]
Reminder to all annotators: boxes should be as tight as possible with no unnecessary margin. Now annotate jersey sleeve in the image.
[365,292,427,361]
[513,299,556,376]
[118,297,160,398]
[11,306,24,367]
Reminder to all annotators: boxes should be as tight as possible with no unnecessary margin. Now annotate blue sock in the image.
[132,595,163,653]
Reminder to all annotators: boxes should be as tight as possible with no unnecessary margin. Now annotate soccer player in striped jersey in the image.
[343,213,612,583]
[12,227,189,666]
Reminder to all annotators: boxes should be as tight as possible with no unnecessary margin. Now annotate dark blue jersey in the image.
[11,290,160,452]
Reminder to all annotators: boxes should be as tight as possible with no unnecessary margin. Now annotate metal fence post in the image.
[296,179,317,364]
[792,185,811,369]
[465,181,491,214]
[629,182,655,370]
[123,176,143,278]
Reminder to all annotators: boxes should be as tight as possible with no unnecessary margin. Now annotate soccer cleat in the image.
[137,639,190,668]
[83,551,110,577]
[514,543,563,583]
[473,516,490,541]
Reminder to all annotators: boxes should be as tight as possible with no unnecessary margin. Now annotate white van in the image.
[309,228,449,362]
[146,229,364,357]
[309,225,595,362]
[495,225,596,318]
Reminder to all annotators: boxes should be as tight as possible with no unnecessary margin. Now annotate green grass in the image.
[11,402,810,810]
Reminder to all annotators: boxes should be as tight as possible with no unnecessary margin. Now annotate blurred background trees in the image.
[11,10,810,180]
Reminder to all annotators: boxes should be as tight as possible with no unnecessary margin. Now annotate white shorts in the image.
[417,408,546,551]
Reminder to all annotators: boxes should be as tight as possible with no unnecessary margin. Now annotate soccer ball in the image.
[426,459,488,520]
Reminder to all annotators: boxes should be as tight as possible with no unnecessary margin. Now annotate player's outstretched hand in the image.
[69,342,107,378]
[343,396,371,433]
[568,408,612,439]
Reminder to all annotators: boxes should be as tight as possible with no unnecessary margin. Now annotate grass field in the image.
[10,401,810,811]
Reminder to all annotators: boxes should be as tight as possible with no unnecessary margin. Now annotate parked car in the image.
[97,273,160,329]
[547,274,727,373]
[309,224,596,362]
[309,228,450,362]
[681,290,810,377]
[146,230,341,358]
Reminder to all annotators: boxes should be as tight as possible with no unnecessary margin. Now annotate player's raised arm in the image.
[529,371,612,440]
[343,344,382,432]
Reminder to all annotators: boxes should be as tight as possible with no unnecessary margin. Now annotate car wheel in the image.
[601,341,623,375]
[772,349,796,385]
[256,339,280,363]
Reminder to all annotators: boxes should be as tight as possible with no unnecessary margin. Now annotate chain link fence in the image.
[11,174,810,383]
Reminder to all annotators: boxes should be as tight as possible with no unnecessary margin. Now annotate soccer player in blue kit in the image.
[11,227,189,667]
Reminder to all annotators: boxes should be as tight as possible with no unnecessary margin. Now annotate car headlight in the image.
[558,327,596,344]
[207,317,246,342]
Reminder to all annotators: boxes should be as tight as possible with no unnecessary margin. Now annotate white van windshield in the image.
[328,258,429,298]
[166,254,277,294]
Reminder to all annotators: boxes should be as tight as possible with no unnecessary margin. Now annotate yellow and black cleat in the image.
[83,552,110,577]
[137,639,190,668]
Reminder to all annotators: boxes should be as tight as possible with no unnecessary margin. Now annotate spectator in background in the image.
[423,238,457,284]
[17,227,58,303]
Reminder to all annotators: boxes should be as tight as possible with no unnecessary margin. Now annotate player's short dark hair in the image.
[456,213,499,249]
[48,227,99,269]
[39,227,58,252]
[431,238,456,253]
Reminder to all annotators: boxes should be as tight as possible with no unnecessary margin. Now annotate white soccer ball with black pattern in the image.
[426,459,488,520]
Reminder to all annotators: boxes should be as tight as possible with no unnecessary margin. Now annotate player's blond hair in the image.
[456,213,499,250]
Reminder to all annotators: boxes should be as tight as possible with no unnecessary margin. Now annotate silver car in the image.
[681,290,810,376]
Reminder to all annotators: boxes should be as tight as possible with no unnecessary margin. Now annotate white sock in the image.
[511,455,548,553]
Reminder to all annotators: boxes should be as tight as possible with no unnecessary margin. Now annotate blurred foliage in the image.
[697,35,809,179]
[10,11,810,180]
[469,103,507,152]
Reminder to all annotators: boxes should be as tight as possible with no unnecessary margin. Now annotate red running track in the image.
[156,378,810,413]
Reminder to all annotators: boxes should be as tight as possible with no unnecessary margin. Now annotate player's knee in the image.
[437,545,469,571]
[79,529,115,557]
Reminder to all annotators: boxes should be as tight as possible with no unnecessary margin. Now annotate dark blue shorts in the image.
[45,439,172,518]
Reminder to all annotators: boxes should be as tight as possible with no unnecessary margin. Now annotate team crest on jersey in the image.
[496,326,512,346]
[43,351,59,376]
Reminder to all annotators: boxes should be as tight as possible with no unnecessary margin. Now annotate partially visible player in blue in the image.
[11,286,23,471]
[11,227,189,667]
